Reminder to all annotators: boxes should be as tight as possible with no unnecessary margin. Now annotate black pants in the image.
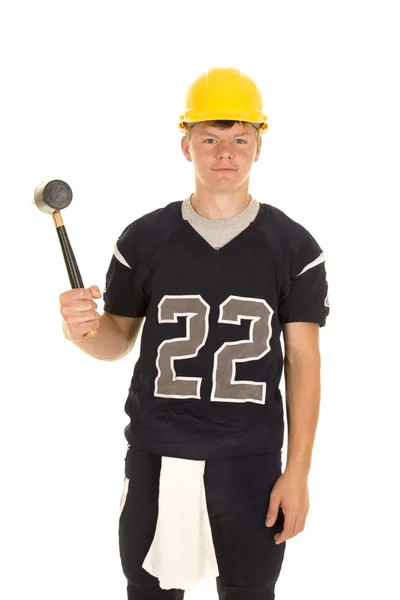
[119,446,286,600]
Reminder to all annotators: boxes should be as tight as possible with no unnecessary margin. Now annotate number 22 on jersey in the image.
[154,295,273,404]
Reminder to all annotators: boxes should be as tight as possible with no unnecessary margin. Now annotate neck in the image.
[190,189,252,220]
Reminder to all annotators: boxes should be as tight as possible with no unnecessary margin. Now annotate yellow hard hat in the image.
[178,67,268,134]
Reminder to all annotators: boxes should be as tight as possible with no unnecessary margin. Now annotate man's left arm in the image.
[266,321,321,544]
[284,321,321,478]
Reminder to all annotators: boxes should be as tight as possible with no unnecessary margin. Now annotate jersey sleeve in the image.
[278,230,330,327]
[103,223,148,318]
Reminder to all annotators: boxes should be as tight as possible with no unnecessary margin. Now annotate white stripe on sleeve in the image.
[113,242,132,269]
[296,251,325,277]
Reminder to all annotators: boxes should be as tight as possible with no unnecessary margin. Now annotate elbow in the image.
[284,350,321,368]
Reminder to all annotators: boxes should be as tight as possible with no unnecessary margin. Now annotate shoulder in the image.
[115,201,183,265]
[258,202,316,242]
[119,200,182,240]
[256,202,325,277]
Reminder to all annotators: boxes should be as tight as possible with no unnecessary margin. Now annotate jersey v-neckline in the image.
[174,201,267,255]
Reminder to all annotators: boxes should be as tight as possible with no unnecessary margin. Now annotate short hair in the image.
[185,120,261,146]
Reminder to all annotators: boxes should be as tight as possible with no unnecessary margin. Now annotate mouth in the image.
[212,168,237,172]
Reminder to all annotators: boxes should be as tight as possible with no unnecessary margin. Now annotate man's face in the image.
[181,122,262,191]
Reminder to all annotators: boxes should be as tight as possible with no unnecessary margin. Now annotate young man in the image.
[59,67,330,599]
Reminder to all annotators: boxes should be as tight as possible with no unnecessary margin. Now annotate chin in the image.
[208,175,248,189]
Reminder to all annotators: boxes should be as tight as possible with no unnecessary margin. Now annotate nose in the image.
[217,141,234,159]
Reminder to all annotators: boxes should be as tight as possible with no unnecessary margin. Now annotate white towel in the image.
[142,456,219,591]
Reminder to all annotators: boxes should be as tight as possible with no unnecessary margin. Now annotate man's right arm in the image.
[60,285,144,361]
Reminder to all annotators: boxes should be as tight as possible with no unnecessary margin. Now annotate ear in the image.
[181,136,192,162]
[254,136,262,162]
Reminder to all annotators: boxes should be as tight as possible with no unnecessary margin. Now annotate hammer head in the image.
[34,180,73,214]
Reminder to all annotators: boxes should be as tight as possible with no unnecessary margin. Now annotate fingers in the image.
[61,301,99,318]
[274,509,294,544]
[63,318,101,342]
[274,511,306,545]
[265,496,280,527]
[59,285,102,342]
[64,309,100,324]
[59,285,102,304]
[89,285,103,299]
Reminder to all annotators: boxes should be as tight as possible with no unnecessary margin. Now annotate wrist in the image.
[284,461,310,480]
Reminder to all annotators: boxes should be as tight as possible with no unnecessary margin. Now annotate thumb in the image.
[89,285,102,299]
[266,497,280,527]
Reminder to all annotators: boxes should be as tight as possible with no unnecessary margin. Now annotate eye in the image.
[203,138,247,144]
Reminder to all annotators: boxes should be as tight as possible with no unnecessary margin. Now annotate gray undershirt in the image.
[181,195,260,250]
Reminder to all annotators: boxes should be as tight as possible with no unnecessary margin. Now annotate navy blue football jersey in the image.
[103,201,330,460]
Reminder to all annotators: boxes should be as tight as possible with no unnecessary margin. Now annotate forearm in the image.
[63,313,136,361]
[284,352,321,478]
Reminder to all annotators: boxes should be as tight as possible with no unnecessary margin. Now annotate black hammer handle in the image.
[56,225,84,289]
[52,211,97,338]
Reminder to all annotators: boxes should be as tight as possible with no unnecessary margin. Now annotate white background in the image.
[1,1,399,599]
